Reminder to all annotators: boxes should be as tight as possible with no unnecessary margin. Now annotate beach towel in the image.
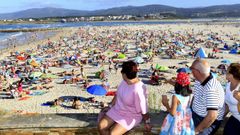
[106,91,116,96]
[29,91,48,96]
[41,102,53,106]
[18,97,31,101]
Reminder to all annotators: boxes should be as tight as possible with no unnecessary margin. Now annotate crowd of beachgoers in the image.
[0,23,239,114]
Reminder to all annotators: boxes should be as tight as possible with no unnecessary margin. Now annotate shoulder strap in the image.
[187,95,192,107]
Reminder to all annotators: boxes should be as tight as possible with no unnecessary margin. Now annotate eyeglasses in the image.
[190,66,199,72]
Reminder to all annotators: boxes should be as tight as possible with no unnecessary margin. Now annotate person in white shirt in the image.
[224,63,240,135]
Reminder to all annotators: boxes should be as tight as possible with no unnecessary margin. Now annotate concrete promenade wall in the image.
[0,112,225,135]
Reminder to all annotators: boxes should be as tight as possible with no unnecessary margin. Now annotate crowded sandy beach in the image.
[0,23,239,115]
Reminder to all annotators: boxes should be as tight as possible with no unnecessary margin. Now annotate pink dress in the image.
[106,80,148,130]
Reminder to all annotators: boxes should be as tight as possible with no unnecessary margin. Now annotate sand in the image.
[0,23,239,115]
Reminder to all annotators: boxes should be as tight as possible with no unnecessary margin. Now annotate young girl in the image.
[160,72,194,135]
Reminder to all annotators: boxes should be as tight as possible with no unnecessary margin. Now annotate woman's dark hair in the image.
[121,61,138,80]
[174,83,192,97]
[228,63,240,81]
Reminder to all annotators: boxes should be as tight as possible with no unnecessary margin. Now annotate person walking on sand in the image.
[98,61,151,135]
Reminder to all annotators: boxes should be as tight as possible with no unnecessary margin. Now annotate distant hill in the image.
[0,4,240,19]
[0,7,91,19]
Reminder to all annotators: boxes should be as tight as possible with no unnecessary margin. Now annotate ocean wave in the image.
[10,32,23,37]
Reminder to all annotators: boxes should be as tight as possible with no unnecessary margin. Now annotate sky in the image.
[0,0,240,13]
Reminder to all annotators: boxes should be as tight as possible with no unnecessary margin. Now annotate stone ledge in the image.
[0,111,225,135]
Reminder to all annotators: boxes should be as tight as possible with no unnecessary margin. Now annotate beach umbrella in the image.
[177,68,191,73]
[30,72,42,78]
[118,53,126,59]
[221,59,231,64]
[87,85,107,96]
[134,56,144,64]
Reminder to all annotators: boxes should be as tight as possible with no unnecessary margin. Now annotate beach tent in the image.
[134,57,144,64]
[195,47,207,58]
[87,85,107,96]
[118,53,126,59]
[30,72,42,78]
[156,64,169,71]
[229,49,238,54]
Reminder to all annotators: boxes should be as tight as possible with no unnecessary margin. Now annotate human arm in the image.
[136,85,152,131]
[233,91,240,102]
[224,104,229,117]
[195,110,218,133]
[161,95,178,116]
[109,95,116,107]
[165,78,176,86]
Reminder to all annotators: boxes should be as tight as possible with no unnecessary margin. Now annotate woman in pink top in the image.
[98,61,151,135]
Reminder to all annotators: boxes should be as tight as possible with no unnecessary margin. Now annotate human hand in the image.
[233,91,240,102]
[195,131,199,135]
[144,123,152,132]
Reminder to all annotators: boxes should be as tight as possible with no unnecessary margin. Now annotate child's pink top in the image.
[106,80,148,130]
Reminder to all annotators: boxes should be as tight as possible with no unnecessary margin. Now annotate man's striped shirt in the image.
[192,74,225,120]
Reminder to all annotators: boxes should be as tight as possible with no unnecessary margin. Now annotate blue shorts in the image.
[192,110,222,135]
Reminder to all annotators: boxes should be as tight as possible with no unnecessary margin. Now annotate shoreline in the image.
[1,18,240,25]
[0,28,62,33]
[0,27,76,60]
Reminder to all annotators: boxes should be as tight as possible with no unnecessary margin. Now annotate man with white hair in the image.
[190,58,225,135]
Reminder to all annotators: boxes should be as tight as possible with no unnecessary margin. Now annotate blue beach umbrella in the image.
[177,68,191,73]
[221,59,231,64]
[87,85,107,96]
